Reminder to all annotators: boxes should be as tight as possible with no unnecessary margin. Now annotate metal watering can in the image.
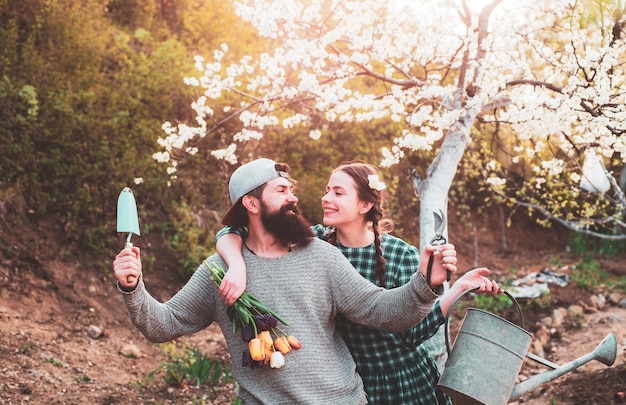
[437,287,617,405]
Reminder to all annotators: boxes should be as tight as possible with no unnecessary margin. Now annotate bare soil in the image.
[1,214,624,405]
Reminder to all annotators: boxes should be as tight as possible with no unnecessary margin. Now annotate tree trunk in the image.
[418,127,471,250]
[417,119,474,370]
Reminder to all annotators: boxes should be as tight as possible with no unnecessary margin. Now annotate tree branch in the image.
[471,0,504,84]
[352,61,424,89]
[480,97,512,113]
[403,167,422,197]
[505,79,563,93]
[506,197,626,240]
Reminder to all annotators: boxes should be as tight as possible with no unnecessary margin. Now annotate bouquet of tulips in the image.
[205,261,302,369]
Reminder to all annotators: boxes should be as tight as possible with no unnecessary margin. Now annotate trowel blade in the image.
[116,187,140,236]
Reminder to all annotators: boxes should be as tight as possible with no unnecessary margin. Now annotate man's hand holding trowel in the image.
[113,246,142,289]
[115,187,141,288]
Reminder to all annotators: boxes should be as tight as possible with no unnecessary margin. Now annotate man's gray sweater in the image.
[120,238,439,404]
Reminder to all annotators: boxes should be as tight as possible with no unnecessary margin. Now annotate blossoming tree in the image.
[480,0,626,241]
[155,0,625,368]
[156,0,625,246]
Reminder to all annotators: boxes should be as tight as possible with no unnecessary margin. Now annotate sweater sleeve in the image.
[215,225,247,240]
[120,256,221,343]
[324,242,439,332]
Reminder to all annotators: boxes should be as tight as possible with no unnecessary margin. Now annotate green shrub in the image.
[569,233,624,257]
[147,342,234,389]
[570,255,607,291]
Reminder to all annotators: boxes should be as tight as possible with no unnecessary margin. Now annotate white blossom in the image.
[234,129,264,142]
[486,176,507,188]
[152,151,170,163]
[541,159,565,177]
[156,0,626,232]
[211,144,238,164]
[309,129,321,140]
[380,145,404,167]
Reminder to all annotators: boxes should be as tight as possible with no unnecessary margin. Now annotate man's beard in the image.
[260,201,314,247]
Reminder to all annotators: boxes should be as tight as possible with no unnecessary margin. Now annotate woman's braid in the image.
[369,207,387,286]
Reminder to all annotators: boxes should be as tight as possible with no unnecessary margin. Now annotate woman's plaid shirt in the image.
[313,225,452,405]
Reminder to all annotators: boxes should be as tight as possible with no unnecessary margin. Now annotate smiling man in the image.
[112,158,454,404]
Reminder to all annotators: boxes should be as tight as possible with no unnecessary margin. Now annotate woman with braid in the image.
[216,161,501,404]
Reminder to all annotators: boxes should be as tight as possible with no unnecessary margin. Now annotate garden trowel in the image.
[117,187,140,247]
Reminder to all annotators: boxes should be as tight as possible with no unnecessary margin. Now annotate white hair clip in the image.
[367,174,386,191]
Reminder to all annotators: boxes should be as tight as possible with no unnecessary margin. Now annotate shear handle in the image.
[426,235,450,284]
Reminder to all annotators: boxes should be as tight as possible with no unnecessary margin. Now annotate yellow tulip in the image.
[263,344,273,365]
[258,330,273,347]
[248,338,265,361]
[274,336,292,354]
[287,335,302,350]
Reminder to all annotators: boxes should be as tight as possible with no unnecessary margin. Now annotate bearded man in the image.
[113,158,456,404]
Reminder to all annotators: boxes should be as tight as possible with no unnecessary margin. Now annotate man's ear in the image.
[242,195,260,215]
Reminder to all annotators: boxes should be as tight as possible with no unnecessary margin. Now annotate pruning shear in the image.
[426,209,450,285]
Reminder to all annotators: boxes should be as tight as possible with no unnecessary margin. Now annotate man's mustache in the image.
[281,202,298,214]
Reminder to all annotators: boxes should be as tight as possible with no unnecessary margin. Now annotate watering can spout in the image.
[509,333,617,402]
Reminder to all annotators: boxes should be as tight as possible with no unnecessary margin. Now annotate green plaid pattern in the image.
[313,225,452,405]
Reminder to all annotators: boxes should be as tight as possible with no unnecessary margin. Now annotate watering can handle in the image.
[444,286,525,354]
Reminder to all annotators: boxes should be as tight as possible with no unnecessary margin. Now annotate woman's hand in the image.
[440,267,502,316]
[420,243,457,287]
[453,267,501,294]
[219,263,247,306]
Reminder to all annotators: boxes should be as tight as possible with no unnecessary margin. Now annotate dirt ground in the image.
[0,214,625,405]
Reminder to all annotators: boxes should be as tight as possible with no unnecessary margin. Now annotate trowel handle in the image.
[125,232,133,246]
[124,238,137,284]
[444,287,524,354]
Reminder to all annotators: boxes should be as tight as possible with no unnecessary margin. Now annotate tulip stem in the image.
[203,260,290,336]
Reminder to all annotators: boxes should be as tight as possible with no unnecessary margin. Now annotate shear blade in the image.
[433,209,445,235]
